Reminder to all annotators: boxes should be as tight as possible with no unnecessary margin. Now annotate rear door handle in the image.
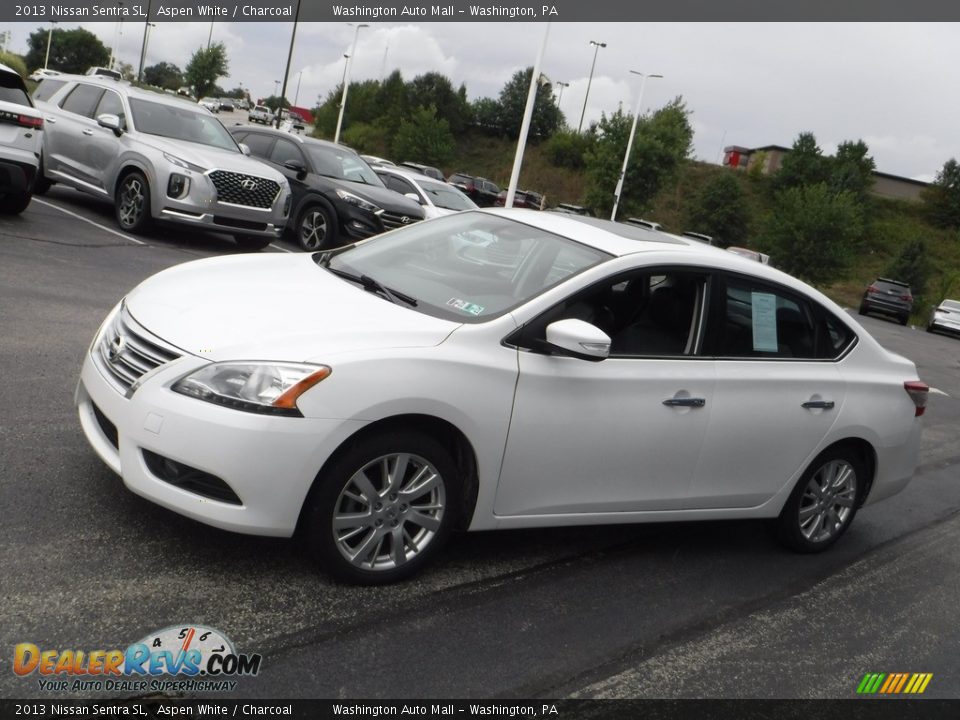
[82,129,94,136]
[802,400,835,410]
[663,397,706,408]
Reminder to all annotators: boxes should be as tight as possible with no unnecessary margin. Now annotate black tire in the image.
[926,324,934,333]
[303,431,461,584]
[899,315,910,326]
[33,160,52,195]
[296,203,337,252]
[115,170,152,233]
[857,304,867,315]
[775,445,865,553]
[0,191,32,215]
[233,234,273,252]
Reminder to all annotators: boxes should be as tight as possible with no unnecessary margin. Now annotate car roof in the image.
[374,166,441,184]
[39,73,205,109]
[229,124,355,152]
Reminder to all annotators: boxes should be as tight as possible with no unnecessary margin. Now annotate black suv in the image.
[859,278,913,325]
[447,172,500,207]
[230,127,424,251]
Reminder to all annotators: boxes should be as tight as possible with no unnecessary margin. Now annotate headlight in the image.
[171,362,331,417]
[163,152,206,173]
[335,189,382,214]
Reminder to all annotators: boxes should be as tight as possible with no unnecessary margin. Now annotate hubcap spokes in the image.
[119,179,144,226]
[300,212,326,250]
[332,452,445,571]
[798,459,856,542]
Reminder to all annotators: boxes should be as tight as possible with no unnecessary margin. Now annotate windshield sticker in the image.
[751,292,779,352]
[446,298,485,316]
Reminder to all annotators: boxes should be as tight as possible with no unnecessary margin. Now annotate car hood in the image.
[124,254,459,362]
[325,177,425,217]
[133,134,286,181]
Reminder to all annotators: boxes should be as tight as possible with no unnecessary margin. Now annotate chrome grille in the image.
[208,170,281,209]
[380,211,421,230]
[93,308,181,395]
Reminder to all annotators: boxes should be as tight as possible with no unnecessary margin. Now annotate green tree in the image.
[922,158,960,229]
[544,129,594,170]
[885,239,931,298]
[584,97,693,217]
[470,97,502,132]
[24,26,108,74]
[685,172,751,248]
[142,62,183,90]
[184,42,228,101]
[407,72,467,133]
[830,139,876,203]
[391,105,455,167]
[312,86,342,138]
[496,67,563,140]
[759,183,863,283]
[0,51,27,79]
[775,132,829,190]
[263,95,290,113]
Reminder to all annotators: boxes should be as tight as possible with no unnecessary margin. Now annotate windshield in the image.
[305,144,384,186]
[129,98,239,152]
[420,179,476,211]
[326,212,610,322]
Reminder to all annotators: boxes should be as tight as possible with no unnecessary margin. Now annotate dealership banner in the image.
[4,0,960,22]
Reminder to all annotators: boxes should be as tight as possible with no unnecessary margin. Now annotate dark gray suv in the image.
[859,278,913,325]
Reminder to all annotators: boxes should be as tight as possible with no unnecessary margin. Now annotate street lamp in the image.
[293,69,304,107]
[555,80,569,107]
[109,2,124,70]
[610,71,663,221]
[577,40,606,133]
[44,21,58,69]
[334,22,369,144]
[137,22,155,82]
[273,79,280,97]
[339,53,350,87]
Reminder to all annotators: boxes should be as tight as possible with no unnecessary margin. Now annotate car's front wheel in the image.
[775,446,864,553]
[303,431,460,584]
[296,204,338,252]
[116,171,152,233]
[0,191,31,214]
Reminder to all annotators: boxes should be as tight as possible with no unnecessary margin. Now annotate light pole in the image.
[339,53,350,87]
[293,69,304,107]
[275,0,302,128]
[109,2,124,70]
[207,22,214,49]
[44,21,57,69]
[273,79,280,97]
[137,21,155,82]
[334,22,369,144]
[555,80,569,107]
[578,40,606,133]
[610,71,663,221]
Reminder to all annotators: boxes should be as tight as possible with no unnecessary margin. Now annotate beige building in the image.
[722,145,928,202]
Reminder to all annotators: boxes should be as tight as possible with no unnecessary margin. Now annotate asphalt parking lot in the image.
[2,183,960,701]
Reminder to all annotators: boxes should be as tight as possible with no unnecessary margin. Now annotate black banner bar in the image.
[5,0,960,22]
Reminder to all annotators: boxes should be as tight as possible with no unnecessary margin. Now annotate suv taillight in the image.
[904,381,929,417]
[901,294,913,302]
[18,114,42,129]
[866,286,879,295]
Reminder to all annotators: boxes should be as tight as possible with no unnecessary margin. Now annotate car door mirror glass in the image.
[238,142,251,156]
[545,319,610,361]
[96,113,122,136]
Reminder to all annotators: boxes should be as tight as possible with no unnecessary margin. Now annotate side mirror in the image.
[96,113,122,137]
[238,143,252,156]
[283,159,307,179]
[404,192,424,205]
[544,319,610,361]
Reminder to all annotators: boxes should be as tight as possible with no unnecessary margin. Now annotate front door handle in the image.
[663,397,706,408]
[82,129,94,136]
[802,400,835,410]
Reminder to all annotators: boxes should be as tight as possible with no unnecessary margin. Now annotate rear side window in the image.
[0,73,32,106]
[32,79,67,103]
[269,138,305,166]
[60,84,105,118]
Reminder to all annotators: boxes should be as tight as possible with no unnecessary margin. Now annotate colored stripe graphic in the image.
[857,673,932,694]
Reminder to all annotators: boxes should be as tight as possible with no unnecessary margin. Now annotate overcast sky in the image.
[7,21,958,181]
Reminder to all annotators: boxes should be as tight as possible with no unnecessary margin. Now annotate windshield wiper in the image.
[324,267,418,307]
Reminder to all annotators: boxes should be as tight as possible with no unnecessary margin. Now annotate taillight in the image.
[901,294,913,302]
[18,114,42,129]
[866,286,879,295]
[904,381,929,417]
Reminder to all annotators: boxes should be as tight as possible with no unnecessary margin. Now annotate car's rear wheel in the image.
[775,446,864,553]
[115,171,152,233]
[303,431,460,584]
[297,204,336,252]
[899,314,910,326]
[0,191,31,215]
[233,234,272,252]
[857,304,867,315]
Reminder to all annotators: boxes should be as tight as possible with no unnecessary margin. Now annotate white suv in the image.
[0,63,43,214]
[33,75,290,250]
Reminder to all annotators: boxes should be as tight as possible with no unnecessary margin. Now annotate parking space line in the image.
[33,198,147,246]
[930,388,950,397]
[269,243,294,253]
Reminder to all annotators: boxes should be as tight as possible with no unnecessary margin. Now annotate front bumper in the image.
[930,317,960,335]
[76,348,364,536]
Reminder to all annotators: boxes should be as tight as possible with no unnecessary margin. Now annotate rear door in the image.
[44,82,106,191]
[689,273,848,509]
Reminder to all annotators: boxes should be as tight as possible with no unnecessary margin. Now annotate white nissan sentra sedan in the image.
[76,210,928,583]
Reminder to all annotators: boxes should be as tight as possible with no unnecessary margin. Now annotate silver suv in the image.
[0,63,44,215]
[33,75,290,250]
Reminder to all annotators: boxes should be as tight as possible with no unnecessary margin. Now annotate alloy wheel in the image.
[332,452,446,571]
[300,210,327,251]
[118,177,146,228]
[798,459,857,543]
